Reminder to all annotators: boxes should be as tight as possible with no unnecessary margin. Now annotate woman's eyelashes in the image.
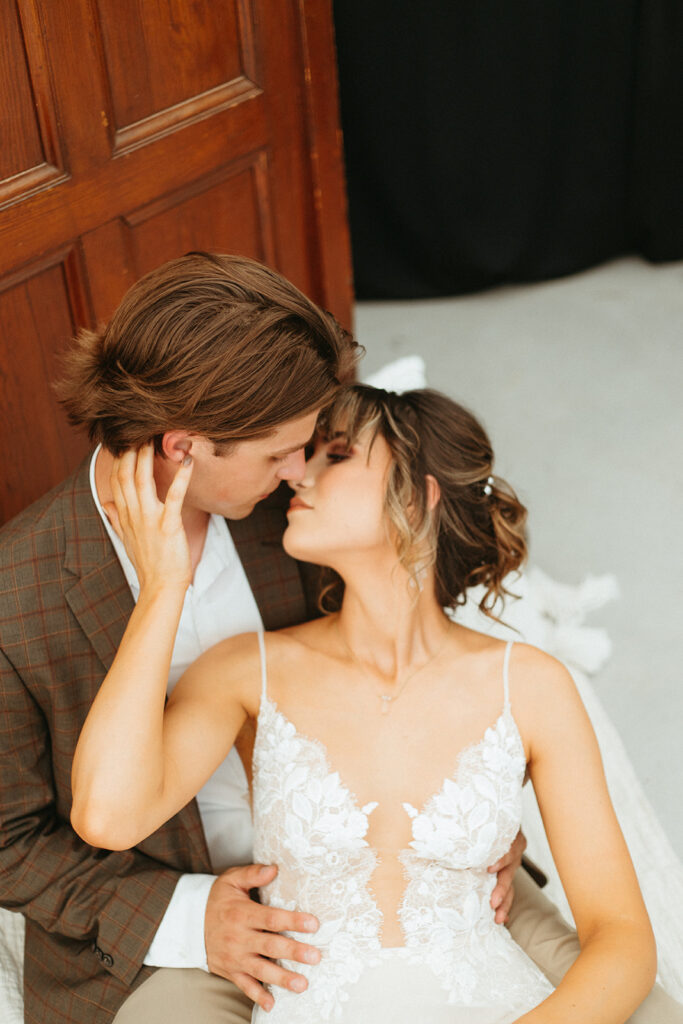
[327,452,349,463]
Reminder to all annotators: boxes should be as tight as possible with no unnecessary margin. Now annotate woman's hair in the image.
[55,252,358,455]
[318,385,527,618]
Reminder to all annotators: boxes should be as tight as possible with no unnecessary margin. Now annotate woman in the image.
[72,386,656,1023]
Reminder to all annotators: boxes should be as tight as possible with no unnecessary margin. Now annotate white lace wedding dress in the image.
[251,635,553,1023]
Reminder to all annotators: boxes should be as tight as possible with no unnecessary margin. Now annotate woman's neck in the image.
[335,555,452,683]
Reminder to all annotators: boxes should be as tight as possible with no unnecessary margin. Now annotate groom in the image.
[0,253,677,1024]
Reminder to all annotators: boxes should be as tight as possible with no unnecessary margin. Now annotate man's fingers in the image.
[223,862,278,893]
[248,956,309,994]
[256,932,321,966]
[494,883,515,924]
[249,901,319,936]
[488,829,526,873]
[229,972,274,1013]
[491,864,515,906]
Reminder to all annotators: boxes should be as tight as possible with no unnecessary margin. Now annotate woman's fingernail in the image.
[182,454,193,467]
[290,977,306,993]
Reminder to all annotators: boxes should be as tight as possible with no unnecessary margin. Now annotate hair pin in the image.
[483,475,494,496]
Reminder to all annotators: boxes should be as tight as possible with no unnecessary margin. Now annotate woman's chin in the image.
[282,527,312,561]
[282,528,331,567]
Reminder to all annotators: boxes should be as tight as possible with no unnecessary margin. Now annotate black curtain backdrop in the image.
[333,1,683,299]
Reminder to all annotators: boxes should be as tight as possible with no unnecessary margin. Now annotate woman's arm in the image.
[71,446,253,850]
[512,645,657,1024]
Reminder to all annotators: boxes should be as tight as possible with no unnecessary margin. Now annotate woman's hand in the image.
[104,442,193,592]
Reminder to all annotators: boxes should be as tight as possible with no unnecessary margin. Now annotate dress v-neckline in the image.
[256,694,525,828]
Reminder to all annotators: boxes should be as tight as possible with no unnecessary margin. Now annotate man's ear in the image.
[425,474,441,512]
[161,431,193,463]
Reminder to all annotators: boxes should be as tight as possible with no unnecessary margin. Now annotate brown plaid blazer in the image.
[0,457,320,1024]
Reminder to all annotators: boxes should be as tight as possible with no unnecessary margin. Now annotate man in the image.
[0,253,677,1023]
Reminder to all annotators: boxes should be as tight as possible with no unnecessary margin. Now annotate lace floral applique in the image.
[398,709,552,1008]
[252,698,382,1021]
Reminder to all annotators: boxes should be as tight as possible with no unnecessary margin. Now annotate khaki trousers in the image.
[115,871,683,1023]
[113,968,253,1024]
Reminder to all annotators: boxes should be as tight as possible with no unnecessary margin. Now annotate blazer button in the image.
[102,953,114,968]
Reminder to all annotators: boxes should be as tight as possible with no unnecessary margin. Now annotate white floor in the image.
[355,256,683,857]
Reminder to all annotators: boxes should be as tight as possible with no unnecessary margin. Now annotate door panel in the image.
[1,252,91,523]
[0,0,352,524]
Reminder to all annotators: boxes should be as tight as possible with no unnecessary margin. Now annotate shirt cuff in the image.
[143,873,217,971]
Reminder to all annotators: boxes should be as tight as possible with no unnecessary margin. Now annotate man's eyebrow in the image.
[271,433,316,458]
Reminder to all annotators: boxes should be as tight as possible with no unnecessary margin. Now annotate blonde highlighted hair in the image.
[317,385,527,616]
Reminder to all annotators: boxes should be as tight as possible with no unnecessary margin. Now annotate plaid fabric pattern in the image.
[0,459,313,1023]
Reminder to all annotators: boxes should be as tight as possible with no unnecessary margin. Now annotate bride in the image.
[71,385,655,1023]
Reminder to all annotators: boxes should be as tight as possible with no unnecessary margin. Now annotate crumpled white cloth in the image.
[363,354,427,392]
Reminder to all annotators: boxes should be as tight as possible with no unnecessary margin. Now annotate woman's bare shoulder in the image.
[505,641,588,741]
[508,641,576,695]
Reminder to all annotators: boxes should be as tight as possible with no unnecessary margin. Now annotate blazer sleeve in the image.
[0,646,183,988]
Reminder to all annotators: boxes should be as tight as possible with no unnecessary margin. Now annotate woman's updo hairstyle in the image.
[318,385,527,617]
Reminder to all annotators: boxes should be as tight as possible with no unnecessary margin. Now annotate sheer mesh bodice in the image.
[251,636,554,1023]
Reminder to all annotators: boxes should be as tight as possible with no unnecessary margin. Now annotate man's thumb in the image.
[227,862,277,891]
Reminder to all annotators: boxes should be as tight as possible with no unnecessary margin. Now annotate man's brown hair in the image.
[56,251,358,455]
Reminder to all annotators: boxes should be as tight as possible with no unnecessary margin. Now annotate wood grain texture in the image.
[0,0,352,524]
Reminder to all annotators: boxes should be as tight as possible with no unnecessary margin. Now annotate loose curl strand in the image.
[317,385,528,619]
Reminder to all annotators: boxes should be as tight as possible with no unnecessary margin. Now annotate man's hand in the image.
[205,863,321,1013]
[488,830,527,924]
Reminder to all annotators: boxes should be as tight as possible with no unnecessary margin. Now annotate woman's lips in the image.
[288,498,313,512]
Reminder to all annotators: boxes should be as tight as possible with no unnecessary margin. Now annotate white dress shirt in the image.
[89,447,263,969]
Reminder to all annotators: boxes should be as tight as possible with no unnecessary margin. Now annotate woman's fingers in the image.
[109,456,131,531]
[107,443,192,589]
[134,442,160,515]
[111,449,143,526]
[163,451,193,525]
[102,501,122,540]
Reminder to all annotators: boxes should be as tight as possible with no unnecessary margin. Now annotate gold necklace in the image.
[336,619,453,714]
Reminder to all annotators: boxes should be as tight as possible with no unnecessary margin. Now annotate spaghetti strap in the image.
[257,630,268,700]
[502,640,514,710]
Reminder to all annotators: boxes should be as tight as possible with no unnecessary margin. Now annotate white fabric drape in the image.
[456,568,683,1001]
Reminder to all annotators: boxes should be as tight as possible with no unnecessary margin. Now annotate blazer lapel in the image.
[61,457,210,870]
[62,458,134,672]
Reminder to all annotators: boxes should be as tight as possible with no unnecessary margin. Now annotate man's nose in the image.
[277,447,307,482]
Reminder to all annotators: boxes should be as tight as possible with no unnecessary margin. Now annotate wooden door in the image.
[0,0,352,524]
